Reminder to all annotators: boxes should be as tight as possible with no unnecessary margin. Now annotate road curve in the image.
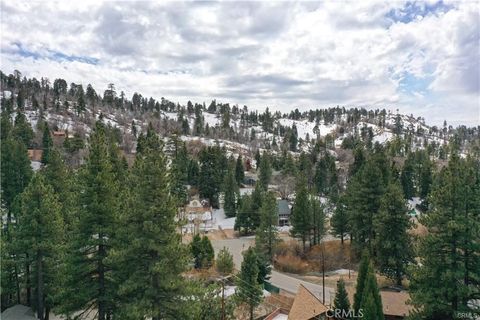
[212,237,334,304]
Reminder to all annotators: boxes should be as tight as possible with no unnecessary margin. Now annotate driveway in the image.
[212,237,335,304]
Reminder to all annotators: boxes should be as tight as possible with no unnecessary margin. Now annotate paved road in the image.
[212,237,335,304]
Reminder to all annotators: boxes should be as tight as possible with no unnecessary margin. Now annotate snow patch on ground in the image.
[277,118,336,140]
[212,208,236,230]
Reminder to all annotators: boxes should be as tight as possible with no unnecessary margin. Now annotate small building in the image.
[27,149,43,162]
[52,130,66,137]
[277,199,291,227]
[184,197,213,234]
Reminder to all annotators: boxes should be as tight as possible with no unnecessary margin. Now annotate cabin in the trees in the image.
[277,199,291,226]
[183,197,213,234]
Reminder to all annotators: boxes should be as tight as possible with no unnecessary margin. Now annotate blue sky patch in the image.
[10,42,99,65]
[386,1,454,24]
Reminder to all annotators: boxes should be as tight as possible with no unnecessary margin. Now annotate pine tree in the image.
[216,247,234,276]
[41,124,53,164]
[333,279,351,318]
[235,155,245,186]
[353,251,369,312]
[1,137,33,212]
[331,197,349,245]
[314,152,338,196]
[41,149,74,233]
[359,263,383,320]
[12,112,34,147]
[15,174,63,320]
[400,153,415,199]
[236,247,262,320]
[349,146,365,177]
[310,197,325,246]
[170,143,189,205]
[199,146,227,207]
[255,192,278,261]
[374,182,413,285]
[258,153,272,191]
[223,169,238,218]
[409,154,480,319]
[290,176,311,252]
[191,234,203,269]
[58,123,119,320]
[191,235,214,269]
[201,236,215,268]
[234,195,251,235]
[113,132,190,319]
[345,158,386,254]
[289,124,298,152]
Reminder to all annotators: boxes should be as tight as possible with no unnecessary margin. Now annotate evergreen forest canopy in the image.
[1,70,479,320]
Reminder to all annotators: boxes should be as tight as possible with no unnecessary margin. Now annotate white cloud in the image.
[0,0,478,126]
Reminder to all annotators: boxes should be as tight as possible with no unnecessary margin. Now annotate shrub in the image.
[216,247,234,275]
[274,254,309,274]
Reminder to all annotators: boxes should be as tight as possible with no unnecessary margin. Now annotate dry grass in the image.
[274,254,310,274]
[273,240,358,275]
[307,240,356,272]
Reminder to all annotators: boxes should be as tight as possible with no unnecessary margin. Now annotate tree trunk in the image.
[44,305,50,320]
[37,251,44,320]
[14,263,21,304]
[26,255,31,306]
[249,304,254,320]
[98,243,106,320]
[340,233,344,245]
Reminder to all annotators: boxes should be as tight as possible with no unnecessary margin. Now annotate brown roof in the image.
[52,131,66,137]
[288,285,328,320]
[27,149,43,162]
[265,308,289,320]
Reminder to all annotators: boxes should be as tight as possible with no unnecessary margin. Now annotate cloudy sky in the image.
[1,1,479,125]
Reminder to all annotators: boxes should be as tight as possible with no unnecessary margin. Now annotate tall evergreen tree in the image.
[41,125,53,165]
[374,182,413,285]
[255,192,278,261]
[409,154,480,319]
[113,133,190,318]
[235,155,245,186]
[258,153,272,191]
[236,247,262,320]
[353,251,369,312]
[223,169,238,218]
[400,153,415,199]
[314,152,338,196]
[1,137,33,212]
[333,279,351,319]
[12,112,34,147]
[290,176,311,252]
[345,158,386,254]
[58,123,119,320]
[15,174,63,320]
[216,247,234,276]
[234,195,252,235]
[331,197,349,245]
[198,146,227,207]
[359,263,383,320]
[310,197,326,246]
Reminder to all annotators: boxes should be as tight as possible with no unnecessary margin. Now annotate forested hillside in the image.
[1,70,479,320]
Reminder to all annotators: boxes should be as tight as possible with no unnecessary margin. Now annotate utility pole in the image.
[322,240,325,305]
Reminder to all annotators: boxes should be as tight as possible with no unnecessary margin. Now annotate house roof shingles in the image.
[288,284,328,320]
